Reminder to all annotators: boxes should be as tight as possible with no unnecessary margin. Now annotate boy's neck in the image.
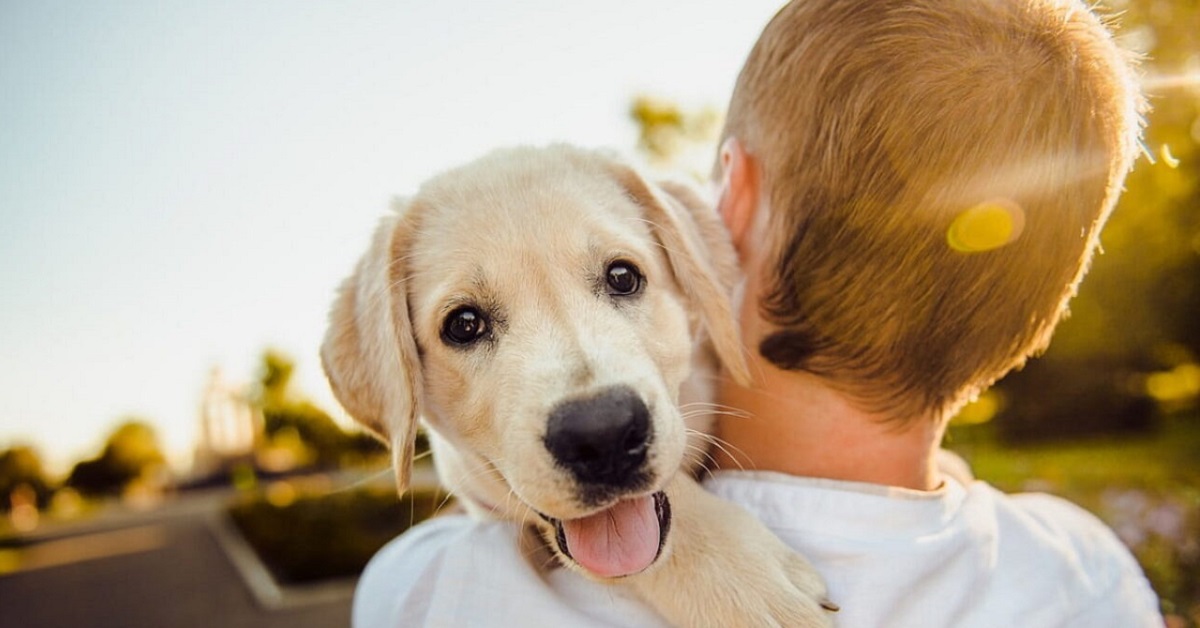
[712,362,946,491]
[711,190,946,491]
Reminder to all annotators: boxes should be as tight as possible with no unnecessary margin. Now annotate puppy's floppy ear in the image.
[321,200,423,493]
[612,164,751,386]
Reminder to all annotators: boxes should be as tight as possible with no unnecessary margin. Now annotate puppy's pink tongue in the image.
[561,494,660,578]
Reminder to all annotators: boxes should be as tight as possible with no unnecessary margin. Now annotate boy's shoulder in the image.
[704,469,1162,627]
[975,484,1162,625]
[998,489,1156,594]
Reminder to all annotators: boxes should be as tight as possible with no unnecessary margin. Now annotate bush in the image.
[0,446,54,511]
[66,420,166,497]
[993,356,1157,443]
[228,484,451,584]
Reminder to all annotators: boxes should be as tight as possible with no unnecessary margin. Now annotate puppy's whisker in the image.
[679,405,749,417]
[327,466,395,495]
[681,403,734,413]
[687,429,751,472]
[434,487,458,514]
[679,400,754,417]
[499,486,541,526]
[684,442,721,467]
[452,457,537,520]
[680,408,752,422]
[678,371,735,386]
[691,449,721,470]
[642,235,691,263]
[460,458,507,490]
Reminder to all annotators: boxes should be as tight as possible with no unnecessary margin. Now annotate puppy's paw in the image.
[678,505,835,627]
[630,476,837,628]
[767,541,840,627]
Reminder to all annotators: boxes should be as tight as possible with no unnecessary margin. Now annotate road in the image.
[0,491,354,628]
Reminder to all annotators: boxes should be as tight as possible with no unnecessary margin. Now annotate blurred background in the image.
[1,1,1197,626]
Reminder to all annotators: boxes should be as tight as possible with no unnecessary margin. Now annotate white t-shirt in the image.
[353,471,1163,627]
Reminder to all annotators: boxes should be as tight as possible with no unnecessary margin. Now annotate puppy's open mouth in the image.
[542,490,671,578]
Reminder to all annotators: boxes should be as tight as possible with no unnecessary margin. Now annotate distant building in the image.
[192,368,262,479]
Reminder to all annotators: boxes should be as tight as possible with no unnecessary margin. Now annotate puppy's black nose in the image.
[544,386,651,487]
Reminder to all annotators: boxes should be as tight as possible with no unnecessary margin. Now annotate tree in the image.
[629,95,722,178]
[258,348,295,409]
[252,349,383,471]
[66,419,166,497]
[0,445,54,510]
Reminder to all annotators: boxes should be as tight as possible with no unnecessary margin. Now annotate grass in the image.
[948,413,1200,626]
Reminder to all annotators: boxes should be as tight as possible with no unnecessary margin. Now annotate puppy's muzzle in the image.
[544,385,652,489]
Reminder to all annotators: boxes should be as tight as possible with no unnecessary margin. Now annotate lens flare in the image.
[947,199,1025,253]
[1142,70,1200,93]
[1160,144,1180,169]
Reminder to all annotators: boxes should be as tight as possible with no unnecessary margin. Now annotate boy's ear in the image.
[716,137,761,259]
[321,202,424,494]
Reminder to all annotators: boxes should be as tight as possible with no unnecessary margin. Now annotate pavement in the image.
[0,489,356,628]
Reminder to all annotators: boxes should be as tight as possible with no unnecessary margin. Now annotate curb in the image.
[205,510,357,610]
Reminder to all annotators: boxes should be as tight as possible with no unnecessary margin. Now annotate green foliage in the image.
[252,349,384,471]
[261,401,382,469]
[66,419,166,497]
[102,422,166,474]
[228,484,450,584]
[993,356,1158,441]
[0,446,54,511]
[257,348,295,409]
[629,95,722,177]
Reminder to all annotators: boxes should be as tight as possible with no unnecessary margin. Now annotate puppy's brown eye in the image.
[442,307,488,345]
[606,261,642,296]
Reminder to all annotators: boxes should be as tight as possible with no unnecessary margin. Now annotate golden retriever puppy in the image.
[322,145,833,626]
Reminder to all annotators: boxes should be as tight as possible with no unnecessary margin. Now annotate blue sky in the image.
[0,1,787,472]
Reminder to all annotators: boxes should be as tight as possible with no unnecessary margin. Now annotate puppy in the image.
[322,145,834,626]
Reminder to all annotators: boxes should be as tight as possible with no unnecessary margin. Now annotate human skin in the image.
[711,138,946,491]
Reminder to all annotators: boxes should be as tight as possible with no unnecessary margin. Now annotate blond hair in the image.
[722,0,1143,421]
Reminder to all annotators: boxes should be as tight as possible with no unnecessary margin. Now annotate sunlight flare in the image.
[1159,144,1181,169]
[946,199,1025,253]
[1142,70,1200,93]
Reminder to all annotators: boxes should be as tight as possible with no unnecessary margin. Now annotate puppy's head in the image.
[322,145,745,578]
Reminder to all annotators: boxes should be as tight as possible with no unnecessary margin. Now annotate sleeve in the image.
[1011,493,1165,628]
[1063,576,1165,628]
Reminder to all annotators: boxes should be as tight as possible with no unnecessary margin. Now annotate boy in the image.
[702,0,1162,625]
[353,0,1163,625]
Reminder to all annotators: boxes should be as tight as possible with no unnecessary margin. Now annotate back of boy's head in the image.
[722,0,1143,422]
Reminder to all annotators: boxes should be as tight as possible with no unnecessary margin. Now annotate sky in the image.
[0,0,789,473]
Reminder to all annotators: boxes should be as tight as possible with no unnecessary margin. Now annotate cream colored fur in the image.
[322,145,832,626]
